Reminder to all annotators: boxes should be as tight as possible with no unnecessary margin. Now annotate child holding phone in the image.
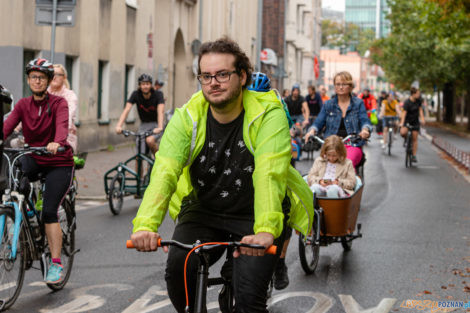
[307,135,356,198]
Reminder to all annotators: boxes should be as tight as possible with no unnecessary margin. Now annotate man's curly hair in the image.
[198,37,253,88]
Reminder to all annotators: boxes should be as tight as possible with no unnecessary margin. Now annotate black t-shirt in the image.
[305,92,322,117]
[403,98,422,125]
[285,95,305,116]
[127,89,165,123]
[189,108,255,220]
[337,118,348,138]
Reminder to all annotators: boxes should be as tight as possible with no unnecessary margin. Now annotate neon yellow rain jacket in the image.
[132,89,313,238]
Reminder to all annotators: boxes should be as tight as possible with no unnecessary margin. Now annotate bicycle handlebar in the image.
[126,239,277,255]
[4,146,66,154]
[122,129,155,138]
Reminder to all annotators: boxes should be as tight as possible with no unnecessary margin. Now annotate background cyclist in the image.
[380,91,401,149]
[3,58,74,284]
[130,38,313,312]
[304,71,371,168]
[115,74,165,155]
[400,86,425,162]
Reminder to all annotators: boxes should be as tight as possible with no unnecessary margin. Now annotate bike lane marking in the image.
[39,283,132,313]
[268,291,334,313]
[339,295,396,313]
[121,285,172,313]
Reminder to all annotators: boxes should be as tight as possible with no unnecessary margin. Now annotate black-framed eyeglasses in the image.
[334,83,350,88]
[29,75,48,82]
[197,71,238,85]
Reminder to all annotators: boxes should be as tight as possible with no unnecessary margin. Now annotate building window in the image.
[97,60,110,122]
[124,64,136,123]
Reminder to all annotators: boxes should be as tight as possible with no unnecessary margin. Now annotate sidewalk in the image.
[75,143,135,200]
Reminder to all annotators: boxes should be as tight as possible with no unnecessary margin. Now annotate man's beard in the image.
[203,84,242,110]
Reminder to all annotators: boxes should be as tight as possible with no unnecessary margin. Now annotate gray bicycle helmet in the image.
[138,74,153,84]
[25,58,54,80]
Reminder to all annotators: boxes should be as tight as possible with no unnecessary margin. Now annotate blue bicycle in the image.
[0,146,81,310]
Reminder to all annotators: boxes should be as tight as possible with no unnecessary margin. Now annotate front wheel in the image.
[388,129,393,156]
[0,206,26,310]
[340,236,352,251]
[298,231,320,274]
[46,198,76,291]
[108,174,124,215]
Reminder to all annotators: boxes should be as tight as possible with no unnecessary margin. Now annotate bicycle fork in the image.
[0,192,25,259]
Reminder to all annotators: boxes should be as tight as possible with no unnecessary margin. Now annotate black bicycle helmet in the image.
[25,58,54,80]
[138,74,153,84]
[247,72,271,92]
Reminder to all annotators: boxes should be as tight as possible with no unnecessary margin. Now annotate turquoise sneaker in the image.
[46,262,64,284]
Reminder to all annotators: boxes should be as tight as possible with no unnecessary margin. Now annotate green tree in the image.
[370,0,470,125]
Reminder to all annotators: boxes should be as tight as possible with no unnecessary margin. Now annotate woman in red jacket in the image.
[3,59,74,284]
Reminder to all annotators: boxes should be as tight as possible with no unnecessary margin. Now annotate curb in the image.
[76,195,107,201]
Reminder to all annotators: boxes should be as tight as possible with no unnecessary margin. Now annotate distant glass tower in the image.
[345,0,390,38]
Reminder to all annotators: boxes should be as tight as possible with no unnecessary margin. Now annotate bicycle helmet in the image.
[138,74,153,84]
[25,58,54,80]
[247,72,271,92]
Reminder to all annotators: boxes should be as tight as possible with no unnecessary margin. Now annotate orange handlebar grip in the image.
[266,245,277,255]
[126,238,162,249]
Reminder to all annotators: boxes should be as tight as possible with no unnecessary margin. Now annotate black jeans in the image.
[165,217,288,313]
[20,155,73,223]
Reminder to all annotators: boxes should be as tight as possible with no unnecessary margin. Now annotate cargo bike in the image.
[298,135,365,274]
[104,130,157,215]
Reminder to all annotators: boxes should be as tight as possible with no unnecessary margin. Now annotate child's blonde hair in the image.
[320,135,347,163]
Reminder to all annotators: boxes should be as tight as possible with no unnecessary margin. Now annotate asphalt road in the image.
[9,134,470,313]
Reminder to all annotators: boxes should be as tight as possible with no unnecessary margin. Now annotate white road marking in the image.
[122,285,172,313]
[39,283,132,313]
[0,282,16,291]
[268,291,334,313]
[339,294,396,313]
[39,295,104,313]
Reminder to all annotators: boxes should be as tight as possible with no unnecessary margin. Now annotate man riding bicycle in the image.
[3,58,74,284]
[130,38,313,312]
[115,74,165,155]
[400,87,425,162]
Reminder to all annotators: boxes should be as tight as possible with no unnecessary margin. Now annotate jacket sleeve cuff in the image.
[132,217,161,234]
[253,212,284,239]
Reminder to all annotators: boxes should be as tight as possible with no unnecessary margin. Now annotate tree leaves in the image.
[370,0,470,92]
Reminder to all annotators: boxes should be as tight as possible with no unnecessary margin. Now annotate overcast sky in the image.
[322,0,345,12]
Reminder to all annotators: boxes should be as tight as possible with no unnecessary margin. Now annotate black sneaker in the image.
[273,261,289,290]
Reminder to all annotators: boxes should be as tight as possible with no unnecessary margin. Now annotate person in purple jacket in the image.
[3,58,74,284]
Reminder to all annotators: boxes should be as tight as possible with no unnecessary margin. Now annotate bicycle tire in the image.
[0,206,26,311]
[388,129,392,156]
[405,133,412,168]
[298,232,320,274]
[340,236,352,251]
[46,197,76,291]
[108,174,124,215]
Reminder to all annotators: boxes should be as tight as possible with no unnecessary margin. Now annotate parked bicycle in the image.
[104,130,156,215]
[0,146,81,311]
[126,238,276,313]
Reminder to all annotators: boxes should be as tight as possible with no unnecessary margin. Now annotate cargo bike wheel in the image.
[108,173,124,215]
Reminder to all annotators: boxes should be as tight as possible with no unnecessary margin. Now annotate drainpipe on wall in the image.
[256,0,263,71]
[282,0,287,92]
